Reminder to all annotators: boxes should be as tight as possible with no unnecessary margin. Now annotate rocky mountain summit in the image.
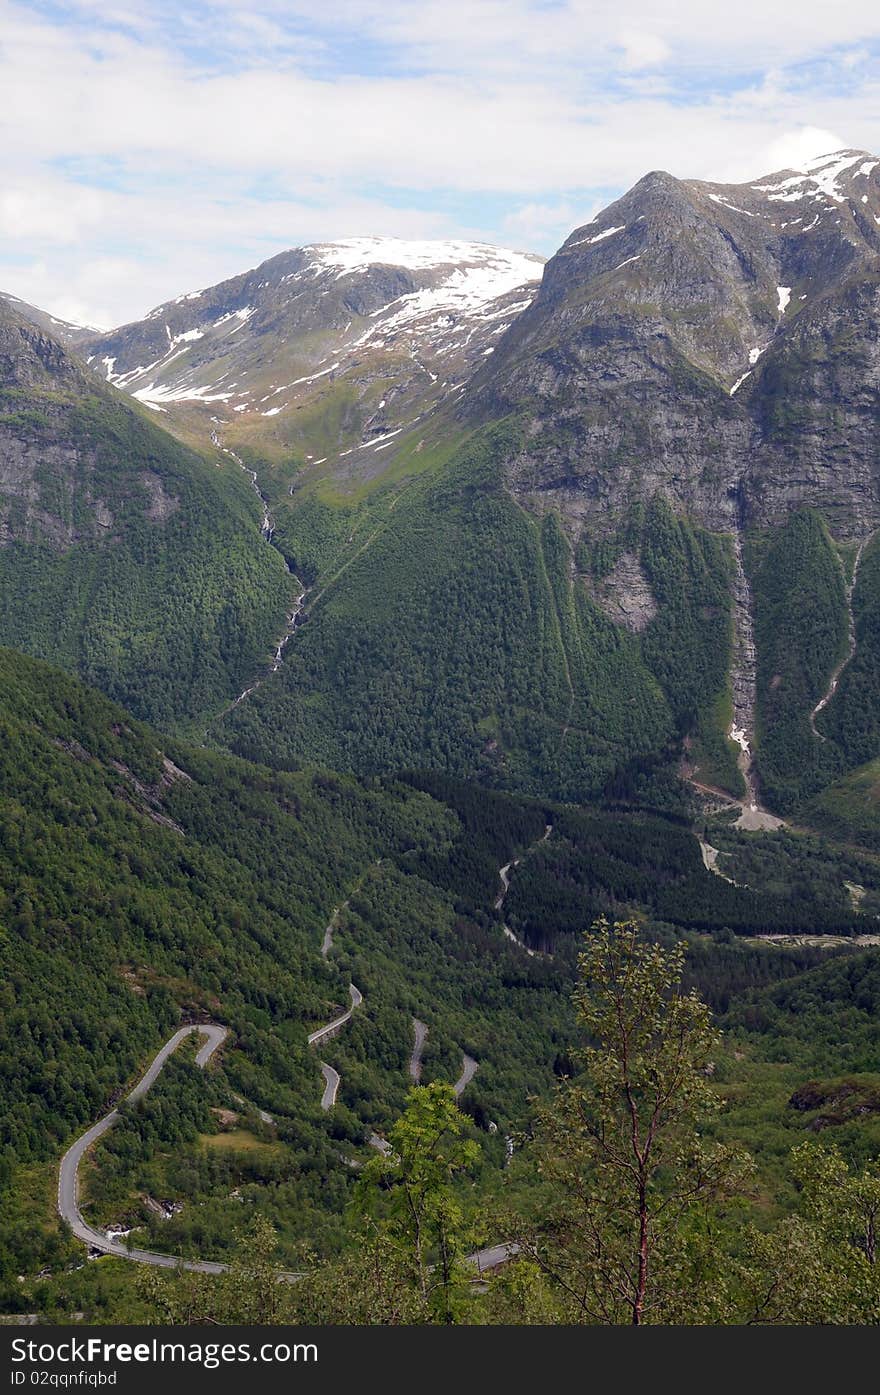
[0,298,117,549]
[466,147,880,543]
[83,239,544,462]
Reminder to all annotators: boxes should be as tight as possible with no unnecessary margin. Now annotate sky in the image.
[1,0,879,328]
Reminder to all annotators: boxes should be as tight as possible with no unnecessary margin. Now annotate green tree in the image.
[736,1143,880,1324]
[520,918,751,1324]
[358,1082,479,1323]
[793,1140,880,1267]
[293,1232,431,1326]
[138,1216,291,1325]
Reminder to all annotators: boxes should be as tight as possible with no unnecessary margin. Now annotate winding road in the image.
[57,1019,506,1279]
[308,983,363,1111]
[409,1019,428,1082]
[56,995,367,1271]
[59,981,367,1262]
[319,1064,341,1111]
[57,1025,249,1276]
[57,826,562,1275]
[453,1054,479,1099]
[307,982,363,1049]
[494,823,553,957]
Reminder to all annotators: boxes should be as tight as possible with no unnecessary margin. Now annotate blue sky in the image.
[1,0,879,326]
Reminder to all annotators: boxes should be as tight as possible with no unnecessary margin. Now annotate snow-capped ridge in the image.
[1,291,105,336]
[303,237,543,282]
[87,237,545,424]
[752,148,878,205]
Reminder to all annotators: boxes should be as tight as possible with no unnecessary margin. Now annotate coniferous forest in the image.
[3,641,880,1324]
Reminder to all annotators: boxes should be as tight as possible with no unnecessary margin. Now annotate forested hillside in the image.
[0,648,455,1161]
[4,648,880,1301]
[214,424,743,806]
[0,300,293,729]
[819,532,880,767]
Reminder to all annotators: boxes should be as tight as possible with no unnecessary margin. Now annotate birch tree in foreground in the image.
[520,918,751,1324]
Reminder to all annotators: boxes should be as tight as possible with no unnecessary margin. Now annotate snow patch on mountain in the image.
[752,149,877,207]
[214,307,254,329]
[91,240,544,426]
[571,224,625,248]
[708,194,756,217]
[730,371,751,396]
[351,270,539,348]
[133,382,234,406]
[1,293,102,334]
[306,237,541,286]
[168,327,204,347]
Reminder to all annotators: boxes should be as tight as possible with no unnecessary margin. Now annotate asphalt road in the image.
[308,982,363,1110]
[319,1062,341,1111]
[56,969,517,1280]
[470,1242,521,1274]
[307,982,363,1047]
[409,1018,428,1082]
[56,1025,238,1274]
[453,1053,479,1098]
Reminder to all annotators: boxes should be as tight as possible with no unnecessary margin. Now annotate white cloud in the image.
[616,30,671,71]
[503,199,598,247]
[0,182,478,328]
[0,180,107,243]
[1,1,880,325]
[755,126,850,174]
[2,258,146,331]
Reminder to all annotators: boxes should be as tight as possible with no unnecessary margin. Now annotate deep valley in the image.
[3,146,880,1326]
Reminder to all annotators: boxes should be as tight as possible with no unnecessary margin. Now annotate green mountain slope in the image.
[216,423,740,805]
[197,152,880,816]
[0,646,454,1167]
[8,152,873,817]
[4,647,880,1312]
[740,517,880,814]
[0,300,293,728]
[747,511,849,810]
[820,532,880,766]
[0,650,573,1281]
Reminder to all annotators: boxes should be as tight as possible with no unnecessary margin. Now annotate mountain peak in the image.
[79,237,545,461]
[462,142,880,548]
[752,147,878,204]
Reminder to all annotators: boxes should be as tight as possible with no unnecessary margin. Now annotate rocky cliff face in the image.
[0,302,186,550]
[0,304,81,389]
[0,302,126,548]
[465,148,880,544]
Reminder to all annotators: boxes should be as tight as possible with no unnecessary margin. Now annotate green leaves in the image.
[357,1083,480,1323]
[734,1144,880,1325]
[522,919,753,1323]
